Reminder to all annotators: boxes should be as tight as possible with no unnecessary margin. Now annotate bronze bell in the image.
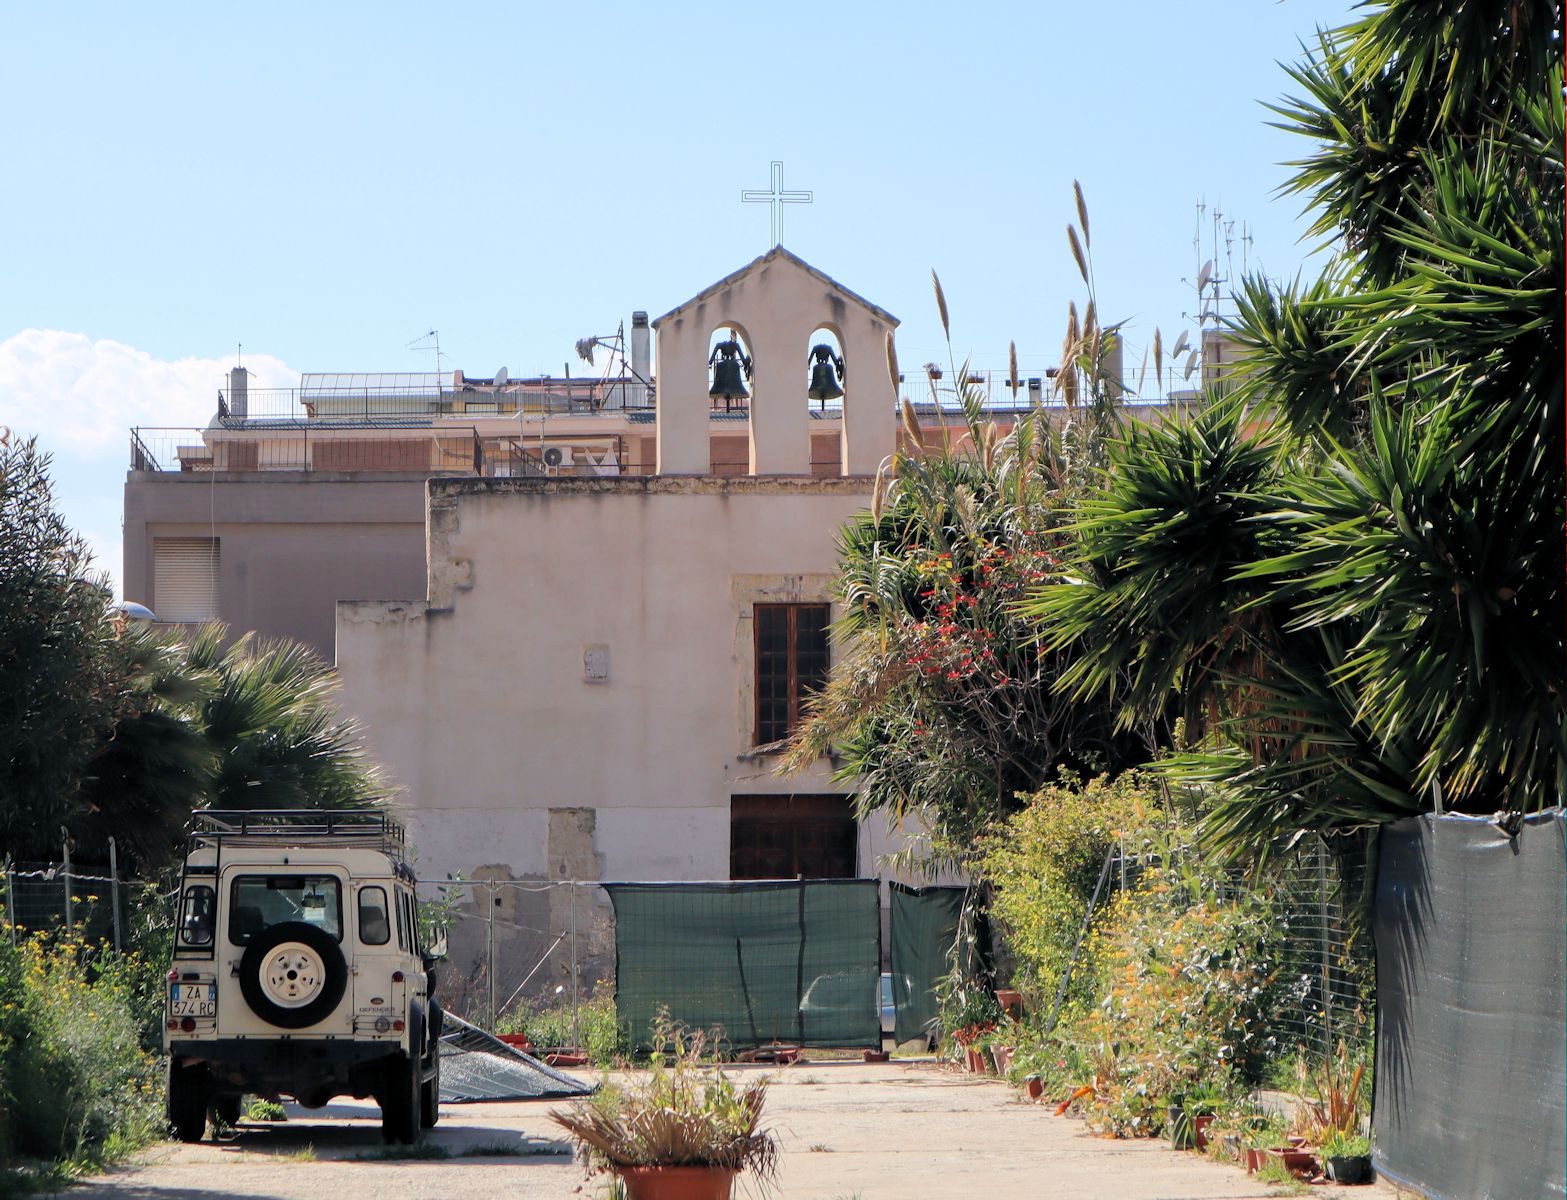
[708,337,752,401]
[807,343,844,402]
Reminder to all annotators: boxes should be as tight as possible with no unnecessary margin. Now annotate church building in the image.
[332,249,928,999]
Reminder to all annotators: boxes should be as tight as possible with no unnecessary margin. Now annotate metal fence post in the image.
[1318,838,1333,1055]
[108,837,123,953]
[3,858,14,947]
[570,882,581,1053]
[62,834,74,936]
[486,880,498,1031]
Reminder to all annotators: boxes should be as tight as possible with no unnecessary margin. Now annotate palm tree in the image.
[74,624,388,874]
[179,625,387,812]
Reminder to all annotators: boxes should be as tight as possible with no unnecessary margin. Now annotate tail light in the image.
[180,1016,196,1033]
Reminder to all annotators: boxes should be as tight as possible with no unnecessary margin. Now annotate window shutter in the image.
[154,537,221,622]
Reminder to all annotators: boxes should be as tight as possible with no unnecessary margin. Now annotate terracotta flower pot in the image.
[963,1047,988,1074]
[1264,1147,1319,1179]
[1024,1077,1044,1101]
[863,1049,889,1063]
[615,1165,739,1200]
[1244,1147,1265,1174]
[1193,1114,1215,1152]
[990,1044,1014,1075]
[994,988,1023,1016]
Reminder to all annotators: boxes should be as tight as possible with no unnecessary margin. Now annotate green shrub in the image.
[0,934,162,1173]
[499,983,626,1066]
[980,771,1163,1017]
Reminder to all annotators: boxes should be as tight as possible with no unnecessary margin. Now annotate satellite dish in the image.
[542,446,565,468]
[114,600,158,622]
[493,367,509,389]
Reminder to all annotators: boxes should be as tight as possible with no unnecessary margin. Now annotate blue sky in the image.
[0,1,1357,594]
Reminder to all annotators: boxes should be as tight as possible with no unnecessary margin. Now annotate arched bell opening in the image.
[806,325,846,478]
[707,326,754,413]
[707,325,754,476]
[805,326,846,412]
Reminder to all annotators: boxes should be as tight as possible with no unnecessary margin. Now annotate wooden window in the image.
[153,536,220,622]
[730,794,857,880]
[753,602,829,746]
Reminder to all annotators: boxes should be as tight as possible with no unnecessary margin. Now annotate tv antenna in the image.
[575,320,650,390]
[1180,199,1252,332]
[407,329,446,376]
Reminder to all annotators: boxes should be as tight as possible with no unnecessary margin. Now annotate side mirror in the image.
[426,931,448,961]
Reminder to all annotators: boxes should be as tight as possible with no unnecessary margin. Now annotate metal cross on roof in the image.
[742,161,813,248]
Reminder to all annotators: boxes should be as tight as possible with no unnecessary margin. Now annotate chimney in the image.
[228,366,249,420]
[631,310,651,384]
[1103,336,1125,401]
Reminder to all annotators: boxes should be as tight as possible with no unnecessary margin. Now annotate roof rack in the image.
[188,809,406,863]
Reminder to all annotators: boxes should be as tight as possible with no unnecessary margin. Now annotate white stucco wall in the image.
[337,475,892,884]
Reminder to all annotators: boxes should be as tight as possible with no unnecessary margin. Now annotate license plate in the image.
[170,983,216,1018]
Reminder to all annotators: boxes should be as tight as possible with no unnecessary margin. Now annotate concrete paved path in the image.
[80,1060,1395,1199]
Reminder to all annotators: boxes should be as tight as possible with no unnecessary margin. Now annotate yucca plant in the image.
[1032,1,1564,859]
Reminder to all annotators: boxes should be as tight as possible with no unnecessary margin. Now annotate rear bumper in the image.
[169,1038,405,1099]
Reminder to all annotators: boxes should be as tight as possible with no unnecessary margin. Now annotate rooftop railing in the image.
[220,377,654,424]
[129,426,640,477]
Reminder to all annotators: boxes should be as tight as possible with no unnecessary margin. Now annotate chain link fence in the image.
[414,877,617,1038]
[4,835,1373,1068]
[1084,829,1376,1068]
[3,859,130,950]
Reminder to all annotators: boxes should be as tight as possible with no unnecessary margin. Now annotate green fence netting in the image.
[606,880,881,1050]
[889,883,969,1046]
[1372,811,1566,1200]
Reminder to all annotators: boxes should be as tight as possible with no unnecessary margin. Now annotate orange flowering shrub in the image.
[1068,870,1305,1136]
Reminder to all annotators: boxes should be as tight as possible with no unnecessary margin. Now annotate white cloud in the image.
[0,329,297,453]
[0,330,298,602]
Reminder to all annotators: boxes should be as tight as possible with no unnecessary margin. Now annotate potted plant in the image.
[551,1019,777,1200]
[1321,1131,1372,1184]
[988,1034,1015,1076]
[1165,1083,1223,1151]
[951,1021,996,1074]
[1242,1117,1289,1174]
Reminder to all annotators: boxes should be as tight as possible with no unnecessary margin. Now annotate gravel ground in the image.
[79,1060,1399,1200]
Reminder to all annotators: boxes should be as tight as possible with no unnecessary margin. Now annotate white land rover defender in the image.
[163,810,443,1144]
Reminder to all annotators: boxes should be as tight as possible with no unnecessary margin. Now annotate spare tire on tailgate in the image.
[238,921,348,1029]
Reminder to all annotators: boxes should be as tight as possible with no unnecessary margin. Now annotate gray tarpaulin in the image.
[889,883,966,1046]
[1373,810,1565,1200]
[438,1012,592,1102]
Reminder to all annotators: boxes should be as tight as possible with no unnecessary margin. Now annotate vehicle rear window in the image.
[179,885,215,946]
[228,876,343,945]
[358,886,391,946]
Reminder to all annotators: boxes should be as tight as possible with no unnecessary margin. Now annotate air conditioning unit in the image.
[542,445,574,471]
